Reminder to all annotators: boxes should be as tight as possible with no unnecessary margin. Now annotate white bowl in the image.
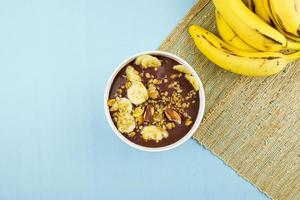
[104,51,205,152]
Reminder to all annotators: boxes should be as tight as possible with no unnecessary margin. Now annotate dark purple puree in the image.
[109,55,200,148]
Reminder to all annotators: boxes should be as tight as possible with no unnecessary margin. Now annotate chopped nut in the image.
[133,106,144,117]
[128,131,136,137]
[144,104,154,122]
[164,108,182,124]
[107,98,116,107]
[117,88,122,94]
[145,73,151,78]
[170,74,177,79]
[185,118,193,126]
[152,79,159,84]
[166,122,176,130]
[149,90,159,99]
[148,84,160,99]
[136,116,143,125]
[125,81,132,89]
[153,109,164,122]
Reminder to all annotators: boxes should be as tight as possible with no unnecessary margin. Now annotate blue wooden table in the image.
[0,0,268,199]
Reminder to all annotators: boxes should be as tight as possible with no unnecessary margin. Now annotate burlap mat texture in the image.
[159,1,300,199]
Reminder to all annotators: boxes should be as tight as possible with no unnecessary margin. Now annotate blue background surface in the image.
[0,0,269,199]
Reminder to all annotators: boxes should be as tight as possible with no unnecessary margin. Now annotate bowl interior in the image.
[104,51,205,152]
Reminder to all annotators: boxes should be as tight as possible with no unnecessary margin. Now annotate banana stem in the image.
[287,51,300,62]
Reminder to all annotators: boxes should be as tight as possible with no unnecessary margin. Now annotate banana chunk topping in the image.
[141,125,168,143]
[108,97,136,133]
[127,82,148,105]
[173,65,191,75]
[117,112,136,133]
[135,55,162,68]
[110,97,133,113]
[185,74,200,91]
[126,66,141,82]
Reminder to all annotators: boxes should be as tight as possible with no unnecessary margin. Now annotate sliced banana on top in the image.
[173,65,191,74]
[135,55,161,68]
[185,74,200,91]
[141,125,168,142]
[110,97,133,113]
[117,112,136,133]
[126,66,141,82]
[127,82,148,105]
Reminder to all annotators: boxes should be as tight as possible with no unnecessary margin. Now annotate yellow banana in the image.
[189,25,300,76]
[269,0,300,39]
[246,0,254,11]
[242,0,249,7]
[252,0,272,24]
[214,0,288,51]
[242,0,254,11]
[215,10,258,52]
[242,0,271,24]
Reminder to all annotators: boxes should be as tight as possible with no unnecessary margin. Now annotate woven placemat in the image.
[159,1,300,200]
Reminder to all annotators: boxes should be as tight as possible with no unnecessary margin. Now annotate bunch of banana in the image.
[214,0,300,51]
[188,0,300,76]
[189,25,300,76]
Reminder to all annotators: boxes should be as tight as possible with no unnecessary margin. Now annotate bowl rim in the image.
[104,50,205,152]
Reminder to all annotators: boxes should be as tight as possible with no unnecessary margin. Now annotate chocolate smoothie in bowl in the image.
[104,51,205,151]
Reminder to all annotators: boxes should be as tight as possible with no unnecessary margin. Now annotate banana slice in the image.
[110,97,133,113]
[127,82,148,105]
[185,74,200,91]
[126,66,141,82]
[173,65,191,74]
[117,112,136,133]
[141,125,168,142]
[135,55,161,68]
